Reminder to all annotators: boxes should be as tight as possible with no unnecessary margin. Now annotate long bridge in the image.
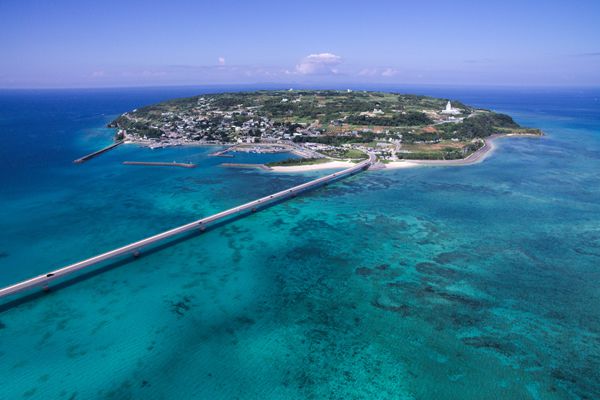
[0,153,375,300]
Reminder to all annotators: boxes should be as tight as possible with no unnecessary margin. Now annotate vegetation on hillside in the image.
[108,90,540,161]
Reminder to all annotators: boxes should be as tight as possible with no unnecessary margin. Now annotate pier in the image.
[73,140,123,163]
[0,153,375,300]
[123,161,196,168]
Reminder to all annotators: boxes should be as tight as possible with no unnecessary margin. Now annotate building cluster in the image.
[120,97,321,147]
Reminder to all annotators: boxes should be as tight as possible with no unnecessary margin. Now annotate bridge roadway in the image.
[0,153,375,299]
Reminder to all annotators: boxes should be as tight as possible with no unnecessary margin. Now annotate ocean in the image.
[0,85,599,399]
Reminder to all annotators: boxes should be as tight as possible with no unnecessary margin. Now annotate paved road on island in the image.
[0,153,375,300]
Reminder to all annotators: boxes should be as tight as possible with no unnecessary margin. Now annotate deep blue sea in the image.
[0,85,599,399]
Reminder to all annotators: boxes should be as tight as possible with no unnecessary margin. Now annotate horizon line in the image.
[1,82,600,91]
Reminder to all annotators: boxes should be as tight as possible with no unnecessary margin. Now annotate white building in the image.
[441,101,461,115]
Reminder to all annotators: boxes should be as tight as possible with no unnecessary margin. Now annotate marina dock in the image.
[0,153,375,300]
[73,140,123,163]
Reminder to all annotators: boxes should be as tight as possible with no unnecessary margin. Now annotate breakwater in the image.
[73,140,123,163]
[123,161,196,168]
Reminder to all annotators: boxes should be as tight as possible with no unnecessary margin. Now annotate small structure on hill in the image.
[441,101,461,115]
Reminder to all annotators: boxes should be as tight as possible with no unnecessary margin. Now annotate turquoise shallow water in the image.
[0,86,599,399]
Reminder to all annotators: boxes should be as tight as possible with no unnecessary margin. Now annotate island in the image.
[108,90,542,170]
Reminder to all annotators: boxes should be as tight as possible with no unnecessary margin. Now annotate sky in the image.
[1,0,599,88]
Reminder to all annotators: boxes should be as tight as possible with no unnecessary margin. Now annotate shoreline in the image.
[269,160,355,172]
[408,133,541,167]
[123,132,541,173]
[267,133,542,172]
[221,163,272,171]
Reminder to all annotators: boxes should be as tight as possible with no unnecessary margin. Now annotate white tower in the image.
[442,101,460,115]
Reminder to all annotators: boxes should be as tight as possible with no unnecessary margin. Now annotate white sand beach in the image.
[380,161,420,169]
[263,134,541,173]
[269,160,354,172]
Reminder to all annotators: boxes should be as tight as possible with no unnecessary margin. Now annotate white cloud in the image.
[358,67,400,78]
[381,68,400,77]
[295,53,342,75]
[218,57,226,65]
